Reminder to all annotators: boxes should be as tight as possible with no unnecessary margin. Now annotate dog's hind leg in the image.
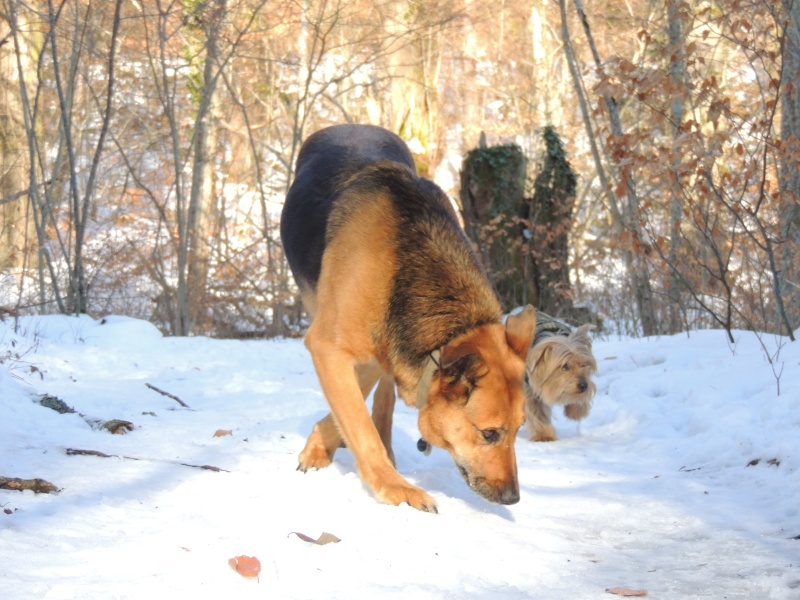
[297,361,383,471]
[371,374,396,466]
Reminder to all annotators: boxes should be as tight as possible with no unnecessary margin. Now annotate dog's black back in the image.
[280,124,416,292]
[281,124,500,369]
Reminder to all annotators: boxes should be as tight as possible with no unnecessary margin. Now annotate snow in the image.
[1,314,799,599]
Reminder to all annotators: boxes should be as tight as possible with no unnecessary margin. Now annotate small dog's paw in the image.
[531,423,558,442]
[564,402,591,421]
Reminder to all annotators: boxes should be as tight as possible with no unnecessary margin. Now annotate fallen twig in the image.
[0,476,59,494]
[65,448,227,472]
[145,383,192,409]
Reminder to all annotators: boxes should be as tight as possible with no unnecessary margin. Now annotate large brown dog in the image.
[280,124,536,512]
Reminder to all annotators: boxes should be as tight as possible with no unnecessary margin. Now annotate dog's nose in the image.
[578,380,588,393]
[499,483,520,505]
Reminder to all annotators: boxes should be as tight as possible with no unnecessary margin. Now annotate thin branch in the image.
[145,383,192,409]
[65,448,227,472]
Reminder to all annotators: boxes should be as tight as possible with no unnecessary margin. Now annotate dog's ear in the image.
[438,341,484,403]
[439,341,481,380]
[570,324,595,350]
[530,341,553,371]
[506,305,536,359]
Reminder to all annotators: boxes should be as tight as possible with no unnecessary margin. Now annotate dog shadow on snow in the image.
[298,410,516,520]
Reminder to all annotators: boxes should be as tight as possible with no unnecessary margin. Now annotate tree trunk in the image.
[186,0,226,335]
[380,4,442,177]
[667,0,687,334]
[4,0,66,314]
[780,0,800,333]
[46,0,86,313]
[0,11,31,270]
[571,0,658,336]
[526,126,577,318]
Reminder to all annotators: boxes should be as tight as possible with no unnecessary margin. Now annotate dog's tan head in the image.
[417,306,535,505]
[527,324,597,408]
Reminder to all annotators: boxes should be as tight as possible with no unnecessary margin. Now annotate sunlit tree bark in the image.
[780,0,800,332]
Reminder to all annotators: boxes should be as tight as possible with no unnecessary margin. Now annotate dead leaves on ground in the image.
[99,419,135,434]
[229,555,262,580]
[289,531,342,546]
[213,429,233,438]
[227,531,341,583]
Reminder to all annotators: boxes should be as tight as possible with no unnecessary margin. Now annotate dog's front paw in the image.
[297,443,334,472]
[532,428,558,442]
[297,433,333,473]
[376,481,438,513]
[564,402,591,421]
[530,422,558,442]
[297,420,341,471]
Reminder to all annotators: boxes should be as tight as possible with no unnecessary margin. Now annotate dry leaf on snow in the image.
[101,419,135,434]
[606,587,647,597]
[213,429,233,438]
[289,531,341,545]
[228,555,261,580]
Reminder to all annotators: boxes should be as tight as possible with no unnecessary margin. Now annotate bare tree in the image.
[0,8,31,272]
[780,0,800,332]
[2,0,122,315]
[666,0,688,333]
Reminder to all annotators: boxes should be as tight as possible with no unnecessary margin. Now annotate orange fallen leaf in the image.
[289,531,341,545]
[606,587,647,597]
[228,555,261,580]
[213,429,233,438]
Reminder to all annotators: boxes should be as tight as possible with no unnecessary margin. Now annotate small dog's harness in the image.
[415,350,440,456]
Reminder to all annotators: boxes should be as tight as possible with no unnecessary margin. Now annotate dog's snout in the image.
[578,379,588,393]
[500,484,520,505]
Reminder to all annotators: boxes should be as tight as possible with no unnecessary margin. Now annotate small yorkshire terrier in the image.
[524,323,597,442]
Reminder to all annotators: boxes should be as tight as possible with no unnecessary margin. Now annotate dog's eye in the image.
[481,429,500,443]
[561,363,570,371]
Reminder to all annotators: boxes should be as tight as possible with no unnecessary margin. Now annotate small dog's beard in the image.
[564,402,591,420]
[535,376,595,407]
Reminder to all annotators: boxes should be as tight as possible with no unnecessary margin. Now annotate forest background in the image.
[1,0,799,342]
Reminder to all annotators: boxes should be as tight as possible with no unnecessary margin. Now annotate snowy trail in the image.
[1,315,798,599]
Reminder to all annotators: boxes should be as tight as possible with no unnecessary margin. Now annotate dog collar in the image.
[415,349,441,409]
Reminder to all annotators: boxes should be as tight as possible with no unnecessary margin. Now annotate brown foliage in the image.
[0,0,795,339]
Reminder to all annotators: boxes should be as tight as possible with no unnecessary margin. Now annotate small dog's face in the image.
[527,325,597,407]
[417,309,535,505]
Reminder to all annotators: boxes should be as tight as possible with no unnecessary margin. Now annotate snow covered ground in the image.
[1,314,798,599]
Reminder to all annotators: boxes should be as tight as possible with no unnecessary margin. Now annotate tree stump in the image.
[459,141,530,309]
[526,126,578,318]
[459,128,595,325]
